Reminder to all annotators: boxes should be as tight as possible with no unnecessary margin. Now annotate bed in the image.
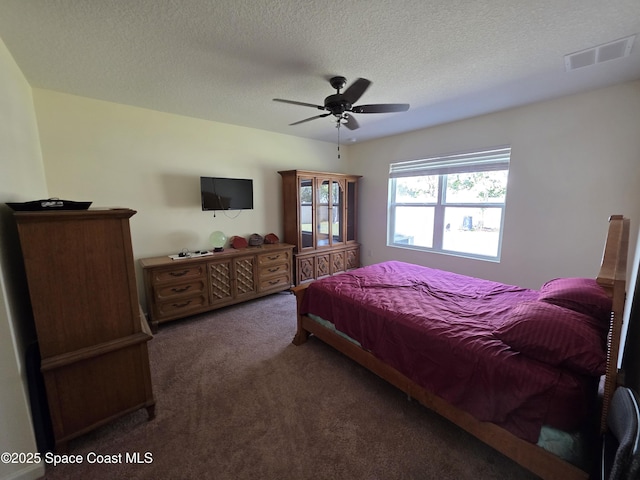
[291,215,630,480]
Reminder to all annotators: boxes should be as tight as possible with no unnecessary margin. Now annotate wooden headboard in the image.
[596,214,630,432]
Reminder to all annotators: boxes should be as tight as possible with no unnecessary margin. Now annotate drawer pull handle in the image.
[171,286,191,293]
[268,267,280,273]
[170,270,190,277]
[267,255,279,260]
[172,300,192,308]
[269,280,281,285]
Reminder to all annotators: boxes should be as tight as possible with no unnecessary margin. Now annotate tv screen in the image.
[200,177,254,211]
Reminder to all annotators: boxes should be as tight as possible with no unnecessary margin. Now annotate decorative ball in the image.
[209,231,227,251]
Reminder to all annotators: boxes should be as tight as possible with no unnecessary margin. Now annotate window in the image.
[388,147,510,261]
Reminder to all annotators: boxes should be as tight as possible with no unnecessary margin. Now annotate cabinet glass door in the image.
[316,179,344,247]
[331,180,344,244]
[316,179,330,247]
[299,178,314,249]
[346,179,357,242]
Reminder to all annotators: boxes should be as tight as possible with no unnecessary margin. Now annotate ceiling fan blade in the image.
[352,103,410,113]
[289,113,331,126]
[273,98,325,110]
[341,78,371,105]
[342,113,359,130]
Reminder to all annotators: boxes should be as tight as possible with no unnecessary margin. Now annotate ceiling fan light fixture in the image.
[329,114,348,124]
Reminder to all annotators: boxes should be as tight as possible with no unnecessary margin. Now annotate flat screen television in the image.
[200,176,254,211]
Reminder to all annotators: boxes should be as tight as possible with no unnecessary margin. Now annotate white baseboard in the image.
[1,462,45,480]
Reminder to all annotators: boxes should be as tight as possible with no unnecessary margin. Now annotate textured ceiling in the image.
[1,0,639,144]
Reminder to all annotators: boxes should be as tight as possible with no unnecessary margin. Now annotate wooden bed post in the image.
[291,283,311,345]
[597,214,630,433]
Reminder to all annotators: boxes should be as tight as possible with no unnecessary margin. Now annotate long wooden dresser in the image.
[140,243,293,327]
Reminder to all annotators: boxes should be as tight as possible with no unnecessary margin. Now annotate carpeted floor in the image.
[40,292,537,479]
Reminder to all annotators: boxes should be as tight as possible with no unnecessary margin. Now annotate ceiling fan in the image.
[273,76,410,130]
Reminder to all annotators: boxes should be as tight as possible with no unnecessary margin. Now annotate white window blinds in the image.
[389,146,511,178]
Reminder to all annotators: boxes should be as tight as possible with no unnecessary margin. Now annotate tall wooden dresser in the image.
[279,170,361,284]
[14,208,155,450]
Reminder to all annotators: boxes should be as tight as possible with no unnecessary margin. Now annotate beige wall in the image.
[0,38,46,480]
[32,89,347,308]
[33,90,347,256]
[348,81,640,290]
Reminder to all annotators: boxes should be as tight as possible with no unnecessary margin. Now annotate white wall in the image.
[348,81,640,290]
[0,38,46,480]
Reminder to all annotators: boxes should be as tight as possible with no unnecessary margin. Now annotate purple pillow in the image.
[494,301,606,375]
[538,277,612,327]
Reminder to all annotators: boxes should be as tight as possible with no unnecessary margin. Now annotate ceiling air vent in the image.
[565,35,636,71]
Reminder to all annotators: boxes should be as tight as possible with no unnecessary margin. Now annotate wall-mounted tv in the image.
[200,176,254,211]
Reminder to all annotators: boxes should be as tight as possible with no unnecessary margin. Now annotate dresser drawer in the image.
[258,250,291,267]
[156,294,209,319]
[151,264,206,284]
[154,279,207,301]
[258,274,291,292]
[259,261,290,279]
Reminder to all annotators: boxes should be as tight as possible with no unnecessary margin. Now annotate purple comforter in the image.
[301,261,597,442]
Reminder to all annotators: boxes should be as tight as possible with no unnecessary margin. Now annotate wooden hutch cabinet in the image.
[279,170,361,285]
[14,209,155,450]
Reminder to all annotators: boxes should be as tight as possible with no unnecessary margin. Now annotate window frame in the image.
[387,147,510,262]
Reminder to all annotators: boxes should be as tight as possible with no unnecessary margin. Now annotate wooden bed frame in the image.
[291,215,630,480]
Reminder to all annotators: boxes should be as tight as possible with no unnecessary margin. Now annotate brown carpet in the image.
[41,292,537,479]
